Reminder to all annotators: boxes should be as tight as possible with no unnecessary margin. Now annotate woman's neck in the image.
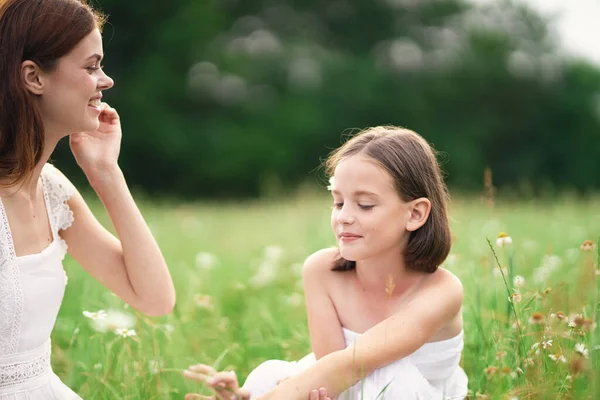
[0,137,58,198]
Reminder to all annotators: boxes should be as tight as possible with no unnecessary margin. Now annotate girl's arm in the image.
[257,270,464,400]
[303,248,347,360]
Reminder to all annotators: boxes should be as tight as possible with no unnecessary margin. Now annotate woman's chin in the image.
[79,119,100,133]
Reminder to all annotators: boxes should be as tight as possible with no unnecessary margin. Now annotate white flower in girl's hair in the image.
[496,232,512,247]
[326,177,335,191]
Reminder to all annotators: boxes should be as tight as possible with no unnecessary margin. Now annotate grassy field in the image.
[51,190,600,399]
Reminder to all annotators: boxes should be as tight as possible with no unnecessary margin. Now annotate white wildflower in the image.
[509,293,522,303]
[263,245,284,262]
[88,309,136,333]
[513,275,525,288]
[542,339,553,349]
[575,343,589,358]
[195,252,218,270]
[194,294,214,310]
[149,359,163,375]
[93,363,102,370]
[285,293,304,307]
[115,328,136,338]
[548,354,567,363]
[83,310,107,320]
[496,232,512,247]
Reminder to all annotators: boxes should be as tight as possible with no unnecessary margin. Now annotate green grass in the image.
[52,190,600,399]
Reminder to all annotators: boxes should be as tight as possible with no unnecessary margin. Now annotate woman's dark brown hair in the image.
[0,0,106,186]
[325,126,451,273]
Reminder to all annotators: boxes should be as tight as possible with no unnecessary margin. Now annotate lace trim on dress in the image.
[0,164,74,356]
[0,347,51,389]
[0,200,23,356]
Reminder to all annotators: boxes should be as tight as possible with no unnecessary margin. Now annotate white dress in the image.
[243,327,468,400]
[0,164,81,399]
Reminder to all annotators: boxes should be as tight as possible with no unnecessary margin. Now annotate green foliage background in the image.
[53,0,600,197]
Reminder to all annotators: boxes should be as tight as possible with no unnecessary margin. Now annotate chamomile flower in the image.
[115,328,136,338]
[82,310,107,320]
[548,353,567,363]
[496,232,512,247]
[575,343,589,358]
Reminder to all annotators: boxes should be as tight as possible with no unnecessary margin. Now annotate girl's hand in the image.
[70,102,122,185]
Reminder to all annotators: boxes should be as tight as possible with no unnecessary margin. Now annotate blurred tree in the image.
[53,0,600,197]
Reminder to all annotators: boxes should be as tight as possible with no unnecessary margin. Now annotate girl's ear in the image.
[406,198,431,232]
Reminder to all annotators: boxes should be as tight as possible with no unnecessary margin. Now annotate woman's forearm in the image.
[91,166,175,315]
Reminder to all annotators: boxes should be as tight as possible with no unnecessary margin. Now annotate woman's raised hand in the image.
[70,102,122,185]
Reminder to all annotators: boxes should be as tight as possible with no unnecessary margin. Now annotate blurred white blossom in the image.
[575,343,589,358]
[115,328,137,338]
[195,252,219,270]
[87,309,136,333]
[83,310,107,320]
[496,232,512,247]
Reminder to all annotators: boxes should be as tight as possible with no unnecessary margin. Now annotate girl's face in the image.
[37,28,114,137]
[330,155,413,262]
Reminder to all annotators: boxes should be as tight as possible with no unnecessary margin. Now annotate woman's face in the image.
[37,28,114,137]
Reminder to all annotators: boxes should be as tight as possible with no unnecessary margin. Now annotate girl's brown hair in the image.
[0,0,106,186]
[325,126,451,273]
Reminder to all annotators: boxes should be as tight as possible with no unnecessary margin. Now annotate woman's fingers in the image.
[188,364,218,375]
[209,371,240,390]
[183,369,212,383]
[185,394,213,400]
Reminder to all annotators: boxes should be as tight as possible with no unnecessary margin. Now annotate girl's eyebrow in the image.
[331,189,379,198]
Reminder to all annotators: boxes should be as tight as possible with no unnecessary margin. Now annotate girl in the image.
[184,126,468,399]
[0,0,175,398]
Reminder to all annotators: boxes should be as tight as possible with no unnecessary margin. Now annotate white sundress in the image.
[243,327,469,399]
[0,164,81,399]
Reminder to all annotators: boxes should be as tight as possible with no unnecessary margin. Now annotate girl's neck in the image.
[354,248,423,297]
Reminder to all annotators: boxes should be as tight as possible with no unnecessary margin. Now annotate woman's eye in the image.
[87,65,103,73]
[359,204,374,210]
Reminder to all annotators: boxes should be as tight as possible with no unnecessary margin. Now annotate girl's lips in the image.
[339,233,362,242]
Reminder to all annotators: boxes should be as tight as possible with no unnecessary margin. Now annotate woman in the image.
[0,0,175,398]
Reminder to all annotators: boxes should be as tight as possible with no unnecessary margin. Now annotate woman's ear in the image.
[21,60,44,95]
[406,197,431,232]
